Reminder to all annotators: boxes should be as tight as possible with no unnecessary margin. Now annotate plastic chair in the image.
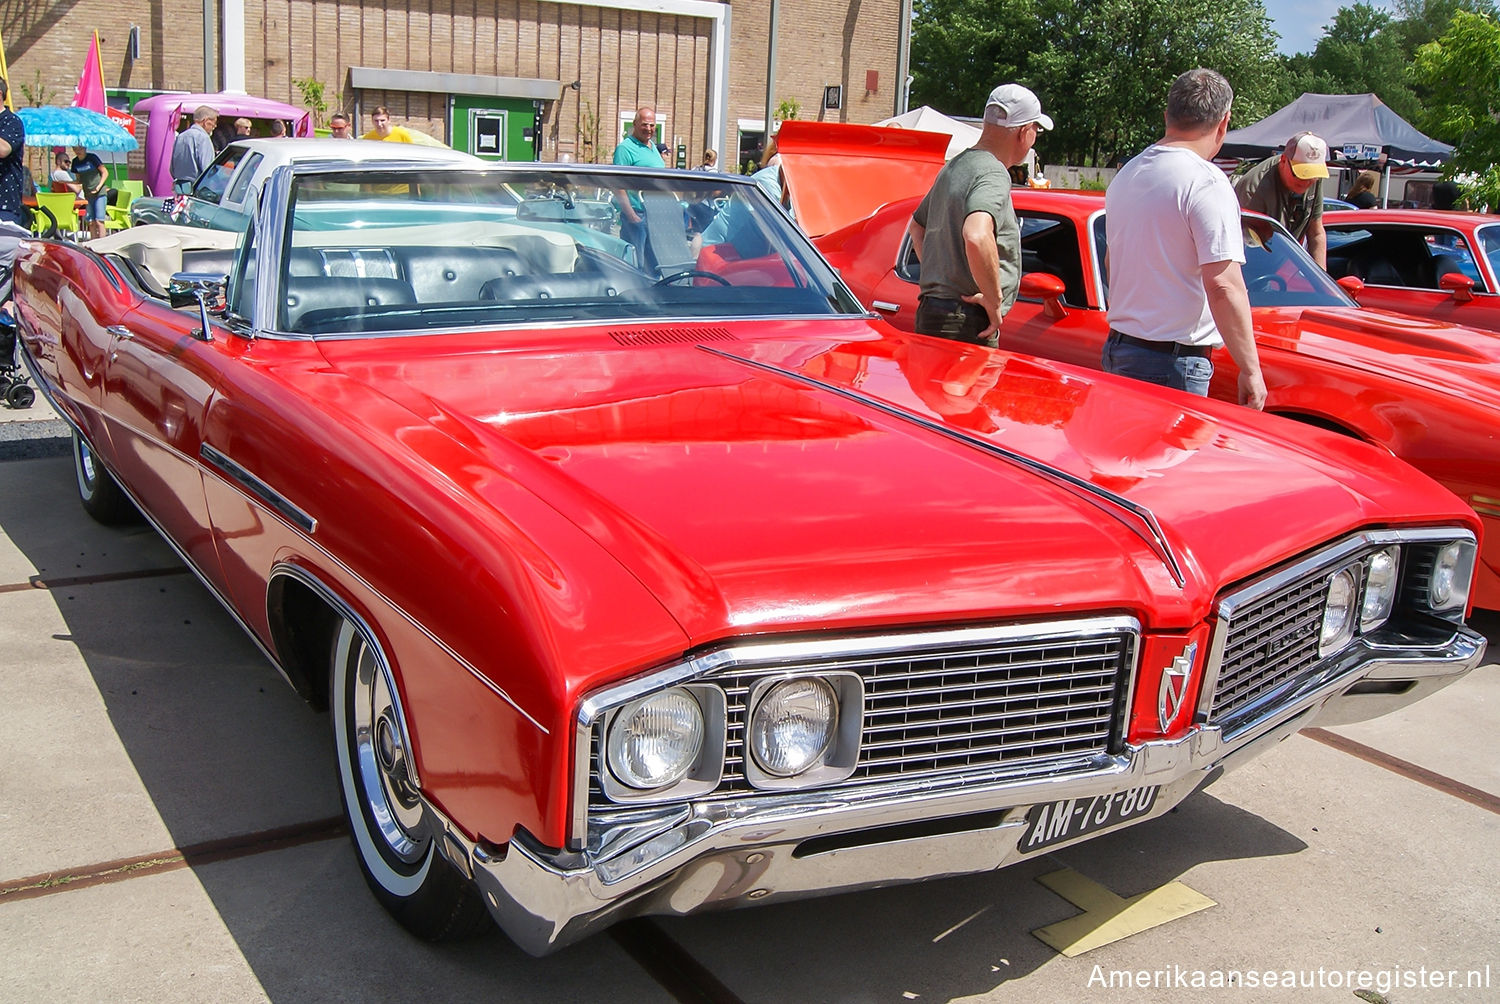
[105,186,135,231]
[31,191,82,238]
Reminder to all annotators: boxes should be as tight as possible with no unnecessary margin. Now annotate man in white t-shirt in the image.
[1103,68,1266,409]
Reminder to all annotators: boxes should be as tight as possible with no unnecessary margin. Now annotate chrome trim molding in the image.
[571,616,1140,846]
[199,443,318,534]
[699,345,1187,586]
[462,618,1483,955]
[1196,527,1480,723]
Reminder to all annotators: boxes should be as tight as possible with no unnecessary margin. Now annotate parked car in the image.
[129,138,482,229]
[13,157,1487,954]
[777,123,1500,611]
[1324,208,1500,332]
[1323,196,1358,212]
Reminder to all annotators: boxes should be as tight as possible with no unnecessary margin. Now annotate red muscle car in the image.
[13,157,1487,954]
[778,123,1500,611]
[1323,207,1500,333]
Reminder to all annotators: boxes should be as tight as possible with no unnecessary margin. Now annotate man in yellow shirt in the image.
[363,106,415,143]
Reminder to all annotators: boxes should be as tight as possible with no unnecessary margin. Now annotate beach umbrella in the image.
[16,106,138,152]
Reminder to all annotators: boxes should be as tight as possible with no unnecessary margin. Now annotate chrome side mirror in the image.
[168,271,226,341]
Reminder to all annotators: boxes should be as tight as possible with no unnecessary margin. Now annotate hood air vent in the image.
[610,326,738,346]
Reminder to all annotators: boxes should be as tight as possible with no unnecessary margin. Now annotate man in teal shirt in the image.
[614,106,665,254]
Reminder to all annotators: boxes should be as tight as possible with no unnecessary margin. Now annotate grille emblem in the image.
[1158,642,1197,732]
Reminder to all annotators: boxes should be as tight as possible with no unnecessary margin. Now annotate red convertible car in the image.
[12,158,1487,953]
[778,124,1500,611]
[1323,208,1500,333]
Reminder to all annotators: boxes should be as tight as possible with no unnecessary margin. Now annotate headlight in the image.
[606,688,704,789]
[1360,546,1399,633]
[1429,540,1474,612]
[749,678,837,777]
[1319,566,1359,656]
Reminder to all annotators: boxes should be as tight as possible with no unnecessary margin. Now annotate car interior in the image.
[1325,227,1486,292]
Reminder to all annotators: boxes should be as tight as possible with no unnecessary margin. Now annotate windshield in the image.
[1237,216,1353,308]
[272,168,863,335]
[1477,224,1500,285]
[1093,212,1354,309]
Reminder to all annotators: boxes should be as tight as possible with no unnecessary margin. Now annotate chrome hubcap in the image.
[351,638,426,863]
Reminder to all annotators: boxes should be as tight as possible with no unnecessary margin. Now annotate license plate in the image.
[1019,786,1160,852]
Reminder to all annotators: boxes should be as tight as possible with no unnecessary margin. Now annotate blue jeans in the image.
[1101,332,1214,396]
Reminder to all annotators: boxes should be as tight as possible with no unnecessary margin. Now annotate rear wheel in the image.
[72,431,137,524]
[330,617,490,940]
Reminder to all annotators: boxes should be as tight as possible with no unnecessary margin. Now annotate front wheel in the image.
[330,617,490,940]
[73,431,137,524]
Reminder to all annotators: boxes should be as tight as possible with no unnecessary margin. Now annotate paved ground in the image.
[1,402,1497,1002]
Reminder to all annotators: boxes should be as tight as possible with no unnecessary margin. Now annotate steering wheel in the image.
[1248,274,1287,293]
[653,269,731,287]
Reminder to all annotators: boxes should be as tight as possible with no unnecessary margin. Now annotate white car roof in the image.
[228,137,484,166]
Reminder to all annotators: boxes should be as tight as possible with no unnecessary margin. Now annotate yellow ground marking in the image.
[1031,867,1216,957]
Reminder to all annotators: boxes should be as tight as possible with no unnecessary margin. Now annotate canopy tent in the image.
[1221,93,1453,168]
[134,92,313,195]
[874,106,980,160]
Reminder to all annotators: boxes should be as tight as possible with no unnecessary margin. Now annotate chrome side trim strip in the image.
[571,615,1140,846]
[700,345,1187,587]
[194,462,548,735]
[199,443,318,534]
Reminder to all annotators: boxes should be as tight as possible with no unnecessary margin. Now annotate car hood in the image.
[1256,304,1500,406]
[316,322,1462,641]
[777,121,947,237]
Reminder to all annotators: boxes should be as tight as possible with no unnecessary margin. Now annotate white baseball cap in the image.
[985,84,1054,131]
[1288,133,1329,180]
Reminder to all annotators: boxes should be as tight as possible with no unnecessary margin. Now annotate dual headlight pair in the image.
[603,674,862,800]
[1318,541,1472,656]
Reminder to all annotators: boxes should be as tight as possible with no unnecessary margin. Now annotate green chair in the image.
[105,186,136,231]
[32,191,81,238]
[118,179,145,202]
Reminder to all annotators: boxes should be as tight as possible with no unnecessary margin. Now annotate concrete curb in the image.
[0,418,71,461]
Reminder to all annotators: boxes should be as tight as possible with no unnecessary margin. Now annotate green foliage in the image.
[1413,9,1500,189]
[775,97,802,122]
[578,97,602,163]
[912,0,1280,165]
[17,70,52,108]
[294,77,329,128]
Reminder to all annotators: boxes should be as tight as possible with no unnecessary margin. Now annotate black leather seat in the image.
[478,273,631,301]
[283,276,416,330]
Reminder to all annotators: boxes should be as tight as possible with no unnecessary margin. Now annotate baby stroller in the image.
[0,260,35,409]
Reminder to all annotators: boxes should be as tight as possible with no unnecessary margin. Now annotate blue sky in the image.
[1266,0,1389,55]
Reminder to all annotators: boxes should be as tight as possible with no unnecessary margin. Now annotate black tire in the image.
[4,383,34,409]
[330,617,491,941]
[72,431,137,524]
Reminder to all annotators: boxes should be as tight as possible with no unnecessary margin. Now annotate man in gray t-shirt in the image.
[907,84,1052,347]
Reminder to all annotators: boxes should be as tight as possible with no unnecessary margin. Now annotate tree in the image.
[1412,9,1500,206]
[909,0,1282,165]
[1302,4,1422,121]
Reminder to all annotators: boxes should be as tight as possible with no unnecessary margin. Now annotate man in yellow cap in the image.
[1233,131,1329,269]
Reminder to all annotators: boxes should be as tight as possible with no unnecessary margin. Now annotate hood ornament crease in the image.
[699,345,1187,588]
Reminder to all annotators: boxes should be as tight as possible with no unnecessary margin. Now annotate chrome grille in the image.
[591,629,1132,806]
[1210,573,1327,722]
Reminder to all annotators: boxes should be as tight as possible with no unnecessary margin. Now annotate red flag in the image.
[72,31,106,114]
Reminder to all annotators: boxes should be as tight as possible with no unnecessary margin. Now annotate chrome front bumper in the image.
[440,625,1485,955]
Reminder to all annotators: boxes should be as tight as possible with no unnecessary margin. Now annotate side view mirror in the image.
[168,271,225,341]
[1019,272,1068,320]
[1439,271,1475,303]
[1335,274,1365,303]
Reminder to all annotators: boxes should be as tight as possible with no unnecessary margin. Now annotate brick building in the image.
[2,0,908,171]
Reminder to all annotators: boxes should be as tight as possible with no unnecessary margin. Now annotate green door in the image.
[450,96,538,161]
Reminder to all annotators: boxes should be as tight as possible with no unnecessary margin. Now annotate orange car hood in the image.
[777,120,947,237]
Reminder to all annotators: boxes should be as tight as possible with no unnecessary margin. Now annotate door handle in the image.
[106,325,134,340]
[872,301,900,313]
